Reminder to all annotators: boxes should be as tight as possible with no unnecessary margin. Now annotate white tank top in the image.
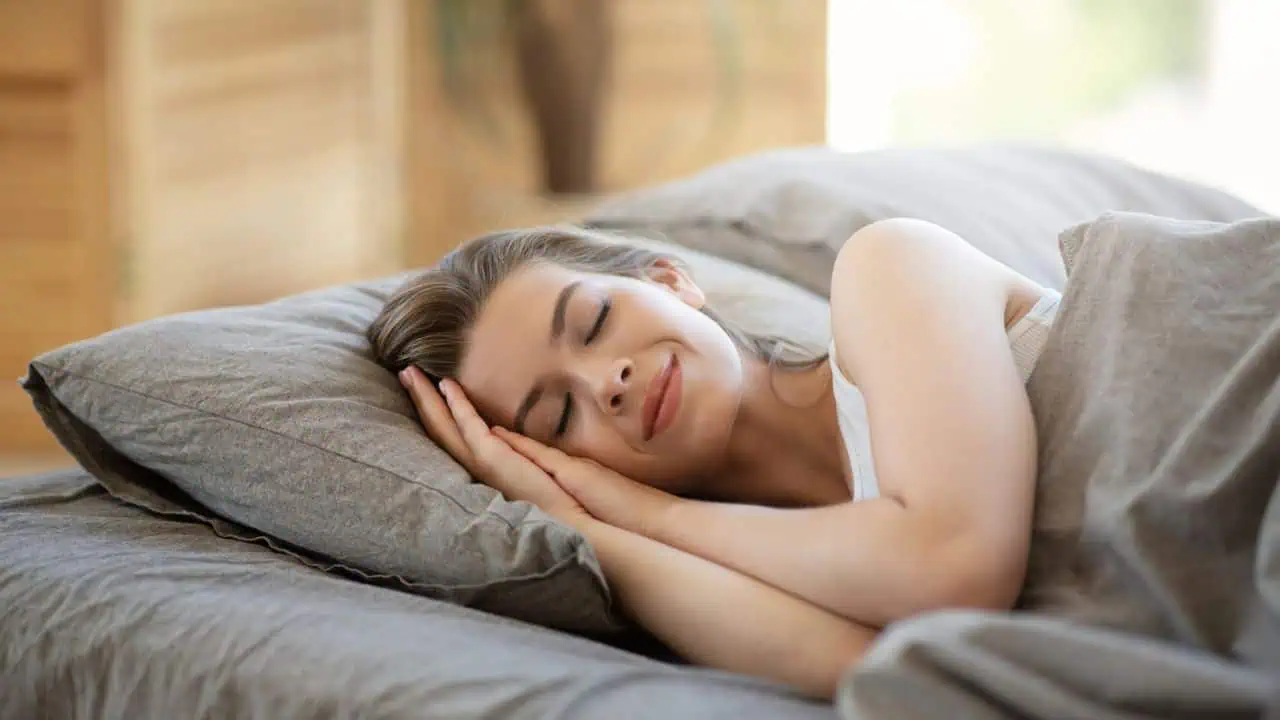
[829,291,1062,502]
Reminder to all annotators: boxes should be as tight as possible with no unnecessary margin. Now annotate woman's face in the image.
[457,260,745,491]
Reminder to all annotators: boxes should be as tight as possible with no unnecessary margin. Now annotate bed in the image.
[0,468,832,719]
[5,146,1278,719]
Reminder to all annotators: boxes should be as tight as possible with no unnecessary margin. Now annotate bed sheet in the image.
[0,468,832,720]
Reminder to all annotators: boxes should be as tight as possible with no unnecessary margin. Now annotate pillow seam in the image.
[32,360,526,532]
[203,515,594,593]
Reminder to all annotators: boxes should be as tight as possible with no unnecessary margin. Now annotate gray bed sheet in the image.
[0,468,831,720]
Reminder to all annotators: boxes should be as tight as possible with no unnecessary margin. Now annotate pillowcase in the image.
[22,236,827,633]
[586,145,1265,295]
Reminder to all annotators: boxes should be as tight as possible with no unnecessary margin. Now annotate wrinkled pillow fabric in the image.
[22,237,826,633]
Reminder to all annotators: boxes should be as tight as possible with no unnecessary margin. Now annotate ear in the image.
[645,258,706,309]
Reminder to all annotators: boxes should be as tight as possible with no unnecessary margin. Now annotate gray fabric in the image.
[587,145,1265,296]
[836,212,1280,719]
[0,468,833,720]
[842,610,1278,720]
[20,240,825,634]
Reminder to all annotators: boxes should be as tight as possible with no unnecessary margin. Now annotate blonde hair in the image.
[367,226,823,381]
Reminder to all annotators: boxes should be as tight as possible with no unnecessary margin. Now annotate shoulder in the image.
[828,219,1012,382]
[832,218,1004,286]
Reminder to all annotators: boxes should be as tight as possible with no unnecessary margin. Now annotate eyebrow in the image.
[551,281,581,341]
[514,281,581,434]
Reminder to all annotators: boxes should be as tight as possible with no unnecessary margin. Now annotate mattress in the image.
[0,468,833,720]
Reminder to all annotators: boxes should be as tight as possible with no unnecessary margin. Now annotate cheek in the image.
[568,424,694,488]
[565,419,626,467]
[564,419,660,481]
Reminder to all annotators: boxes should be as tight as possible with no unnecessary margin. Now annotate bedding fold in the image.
[837,212,1280,719]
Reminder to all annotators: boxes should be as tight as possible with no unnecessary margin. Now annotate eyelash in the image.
[584,298,611,345]
[554,299,611,438]
[554,391,573,437]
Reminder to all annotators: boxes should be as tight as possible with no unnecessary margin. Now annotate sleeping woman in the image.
[367,218,1060,699]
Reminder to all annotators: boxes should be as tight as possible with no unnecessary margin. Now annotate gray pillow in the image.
[21,237,826,633]
[586,145,1265,295]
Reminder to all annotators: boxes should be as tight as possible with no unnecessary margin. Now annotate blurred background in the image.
[1,0,1275,470]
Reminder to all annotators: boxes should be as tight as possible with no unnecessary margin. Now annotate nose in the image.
[593,357,634,416]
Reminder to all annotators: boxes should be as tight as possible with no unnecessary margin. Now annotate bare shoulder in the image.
[828,219,1045,381]
[831,218,1034,296]
[823,218,1041,567]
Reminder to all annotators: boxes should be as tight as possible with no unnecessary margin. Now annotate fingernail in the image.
[398,368,413,386]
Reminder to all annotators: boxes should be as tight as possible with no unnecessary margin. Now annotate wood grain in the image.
[121,0,405,321]
[0,83,95,455]
[1,0,406,456]
[405,0,827,267]
[0,0,89,78]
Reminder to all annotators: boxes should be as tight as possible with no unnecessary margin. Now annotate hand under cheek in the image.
[559,431,631,476]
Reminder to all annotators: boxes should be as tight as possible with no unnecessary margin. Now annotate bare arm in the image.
[577,516,876,700]
[644,219,1038,626]
[405,372,878,700]
[483,420,885,696]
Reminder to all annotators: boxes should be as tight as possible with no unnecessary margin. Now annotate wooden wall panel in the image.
[0,91,70,455]
[0,88,74,248]
[0,51,110,456]
[406,0,827,266]
[0,0,90,78]
[121,0,404,321]
[602,1,827,185]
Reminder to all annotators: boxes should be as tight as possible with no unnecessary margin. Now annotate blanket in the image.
[838,212,1280,719]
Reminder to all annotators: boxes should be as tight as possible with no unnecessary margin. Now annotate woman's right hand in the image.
[398,366,479,476]
[399,366,591,529]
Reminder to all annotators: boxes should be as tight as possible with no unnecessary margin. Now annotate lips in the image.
[641,353,681,441]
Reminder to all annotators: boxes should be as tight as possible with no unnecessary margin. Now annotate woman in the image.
[368,218,1060,699]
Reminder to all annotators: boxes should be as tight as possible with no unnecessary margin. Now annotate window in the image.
[827,0,1279,212]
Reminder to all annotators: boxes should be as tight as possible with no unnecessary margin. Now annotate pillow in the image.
[586,145,1265,295]
[21,237,827,633]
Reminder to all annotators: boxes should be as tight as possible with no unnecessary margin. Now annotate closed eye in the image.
[554,392,573,438]
[555,298,606,439]
[584,298,611,344]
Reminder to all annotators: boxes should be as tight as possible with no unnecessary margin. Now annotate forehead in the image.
[457,262,585,426]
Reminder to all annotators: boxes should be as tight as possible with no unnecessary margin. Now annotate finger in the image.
[493,428,567,473]
[439,379,512,460]
[401,369,475,466]
[493,430,601,506]
[469,427,561,497]
[400,368,456,437]
[488,431,572,498]
[436,382,565,493]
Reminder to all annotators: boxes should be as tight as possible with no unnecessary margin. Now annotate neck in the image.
[701,353,850,507]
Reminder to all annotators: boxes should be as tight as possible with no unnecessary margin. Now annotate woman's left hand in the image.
[494,427,681,539]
